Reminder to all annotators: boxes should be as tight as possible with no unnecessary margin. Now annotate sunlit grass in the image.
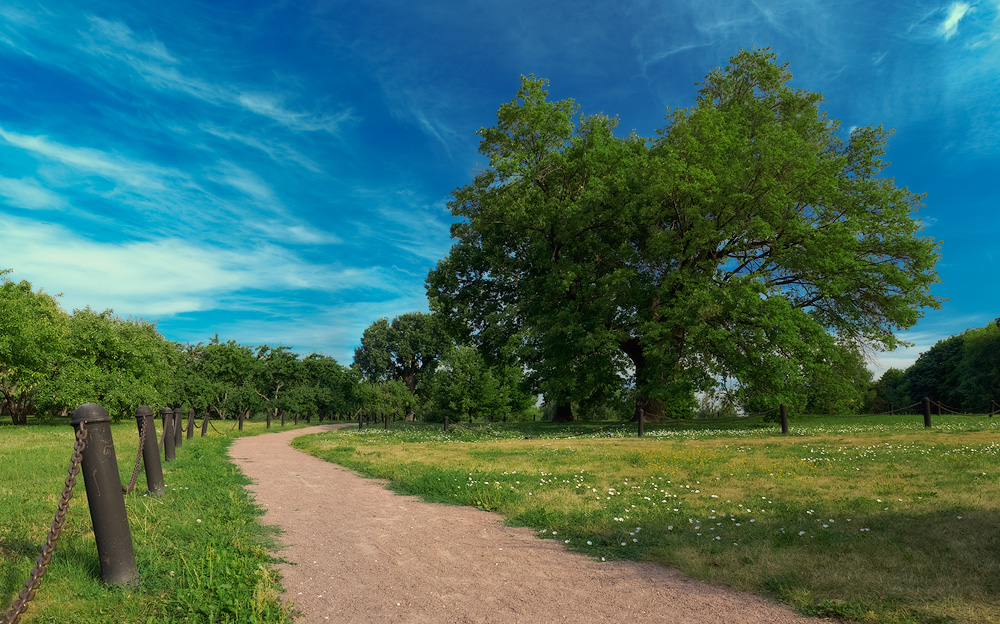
[1,418,308,623]
[294,415,1000,624]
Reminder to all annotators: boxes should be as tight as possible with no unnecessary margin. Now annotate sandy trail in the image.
[229,424,825,623]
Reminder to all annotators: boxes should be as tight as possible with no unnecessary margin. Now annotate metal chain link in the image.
[122,417,148,495]
[3,426,88,624]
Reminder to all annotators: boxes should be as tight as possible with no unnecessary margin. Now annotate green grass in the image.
[294,414,1000,624]
[1,417,313,623]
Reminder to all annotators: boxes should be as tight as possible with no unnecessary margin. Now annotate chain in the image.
[3,426,88,624]
[122,417,148,495]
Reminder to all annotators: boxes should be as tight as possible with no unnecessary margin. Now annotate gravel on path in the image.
[229,424,827,624]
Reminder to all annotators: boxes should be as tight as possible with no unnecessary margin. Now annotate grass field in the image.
[0,417,311,624]
[293,414,1000,624]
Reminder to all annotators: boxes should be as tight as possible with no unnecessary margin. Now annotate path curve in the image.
[230,425,825,624]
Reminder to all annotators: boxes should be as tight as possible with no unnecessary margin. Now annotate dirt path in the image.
[229,424,825,623]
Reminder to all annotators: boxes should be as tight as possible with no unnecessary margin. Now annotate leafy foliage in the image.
[0,273,69,424]
[429,49,941,419]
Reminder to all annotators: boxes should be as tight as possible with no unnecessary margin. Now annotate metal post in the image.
[384,412,389,430]
[281,411,286,427]
[162,407,175,462]
[306,411,311,424]
[135,406,164,496]
[238,411,244,431]
[267,410,271,429]
[444,414,449,433]
[294,411,299,425]
[638,408,645,438]
[923,397,932,428]
[173,407,183,450]
[186,409,195,440]
[201,412,209,437]
[780,404,789,434]
[71,404,139,586]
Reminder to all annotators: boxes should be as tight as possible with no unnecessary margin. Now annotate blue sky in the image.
[1,1,997,376]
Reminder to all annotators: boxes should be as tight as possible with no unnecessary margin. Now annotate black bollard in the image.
[201,412,209,437]
[359,413,363,430]
[135,406,164,496]
[71,404,139,586]
[638,408,645,438]
[780,404,789,435]
[186,409,195,440]
[173,407,183,450]
[162,407,175,462]
[294,411,299,425]
[384,412,389,430]
[923,397,932,428]
[281,411,286,427]
[444,414,449,433]
[238,412,244,431]
[267,411,271,429]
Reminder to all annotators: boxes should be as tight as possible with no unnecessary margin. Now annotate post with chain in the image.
[923,397,932,428]
[186,409,195,440]
[238,411,244,431]
[173,407,183,450]
[161,407,175,462]
[358,412,363,430]
[444,413,449,433]
[780,404,789,435]
[294,411,299,425]
[71,404,139,586]
[266,410,271,429]
[281,411,286,427]
[637,409,645,438]
[201,412,209,437]
[135,406,164,496]
[4,428,90,624]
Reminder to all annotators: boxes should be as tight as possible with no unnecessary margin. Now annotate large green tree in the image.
[0,272,70,424]
[353,311,449,396]
[429,49,941,419]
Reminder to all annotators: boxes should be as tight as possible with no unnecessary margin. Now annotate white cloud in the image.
[0,176,66,210]
[939,2,972,39]
[0,215,387,319]
[78,16,354,135]
[0,125,182,193]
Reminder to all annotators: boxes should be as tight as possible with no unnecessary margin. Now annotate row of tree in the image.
[873,320,1000,412]
[1,271,413,424]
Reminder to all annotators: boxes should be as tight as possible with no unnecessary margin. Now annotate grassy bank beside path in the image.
[293,415,1000,624]
[1,419,309,624]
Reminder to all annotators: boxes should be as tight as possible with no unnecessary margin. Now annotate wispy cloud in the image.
[939,2,972,39]
[0,214,388,318]
[0,176,66,210]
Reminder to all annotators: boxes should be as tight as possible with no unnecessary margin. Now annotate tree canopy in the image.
[428,49,941,419]
[0,273,69,424]
[353,311,449,396]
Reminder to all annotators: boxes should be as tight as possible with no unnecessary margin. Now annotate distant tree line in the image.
[1,270,363,424]
[872,319,1000,413]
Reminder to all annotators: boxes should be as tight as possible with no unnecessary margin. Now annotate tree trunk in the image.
[552,402,574,422]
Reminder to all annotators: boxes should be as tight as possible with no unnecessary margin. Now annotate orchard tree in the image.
[253,345,304,421]
[37,307,176,419]
[0,272,69,424]
[429,49,941,419]
[353,311,449,396]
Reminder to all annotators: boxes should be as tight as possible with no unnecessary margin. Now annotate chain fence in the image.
[3,426,88,624]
